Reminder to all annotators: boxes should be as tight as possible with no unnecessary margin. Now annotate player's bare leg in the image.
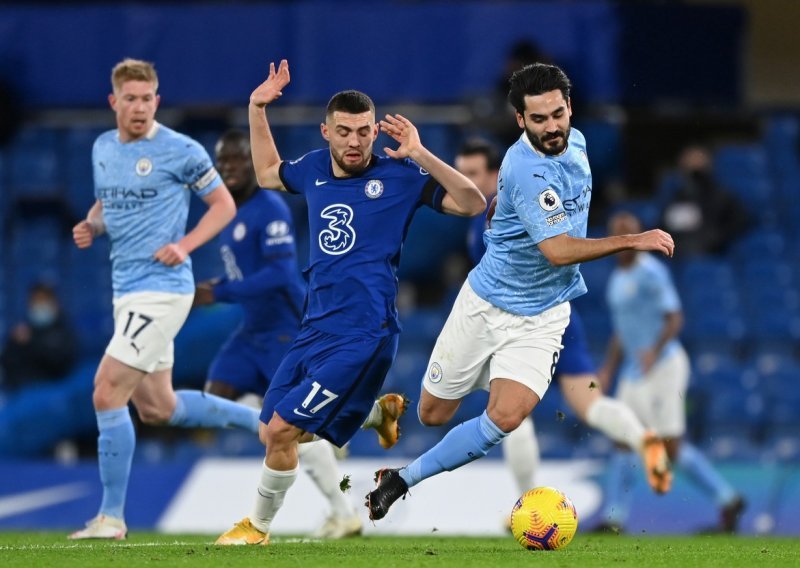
[217,415,302,545]
[561,374,672,494]
[367,380,536,520]
[69,356,144,540]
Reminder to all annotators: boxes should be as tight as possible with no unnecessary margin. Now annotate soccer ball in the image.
[510,486,578,551]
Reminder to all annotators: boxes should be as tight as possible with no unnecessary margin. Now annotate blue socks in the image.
[601,451,638,526]
[677,442,737,506]
[97,407,135,519]
[400,411,508,488]
[168,390,260,433]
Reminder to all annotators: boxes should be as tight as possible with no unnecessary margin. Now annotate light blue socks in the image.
[400,411,508,487]
[97,407,135,519]
[601,451,638,526]
[168,390,260,433]
[677,442,738,506]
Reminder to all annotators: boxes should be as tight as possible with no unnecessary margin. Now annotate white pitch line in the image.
[0,538,323,551]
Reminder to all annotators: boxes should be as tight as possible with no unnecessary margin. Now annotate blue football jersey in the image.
[92,122,222,296]
[469,129,592,316]
[212,190,305,336]
[606,253,682,380]
[278,149,444,336]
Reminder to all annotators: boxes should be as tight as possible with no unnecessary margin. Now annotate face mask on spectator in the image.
[29,302,57,327]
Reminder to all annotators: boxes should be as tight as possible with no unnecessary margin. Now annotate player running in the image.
[215,59,485,545]
[366,63,674,521]
[456,138,672,499]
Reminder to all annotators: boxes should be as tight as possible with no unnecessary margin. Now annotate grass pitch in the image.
[0,532,797,567]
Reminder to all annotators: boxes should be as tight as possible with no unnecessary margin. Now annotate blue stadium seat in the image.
[8,127,63,195]
[704,389,764,440]
[675,257,735,291]
[64,127,106,215]
[713,144,771,201]
[730,232,790,264]
[764,115,800,178]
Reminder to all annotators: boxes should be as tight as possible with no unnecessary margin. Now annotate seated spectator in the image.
[658,144,751,257]
[1,283,78,391]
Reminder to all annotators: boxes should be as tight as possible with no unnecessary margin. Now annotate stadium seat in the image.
[730,233,790,264]
[7,127,63,196]
[64,126,106,215]
[704,389,764,440]
[713,144,771,200]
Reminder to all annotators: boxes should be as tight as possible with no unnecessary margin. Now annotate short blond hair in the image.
[111,58,159,94]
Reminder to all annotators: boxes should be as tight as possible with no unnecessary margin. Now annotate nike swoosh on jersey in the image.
[0,483,92,520]
[293,408,313,418]
[315,179,328,186]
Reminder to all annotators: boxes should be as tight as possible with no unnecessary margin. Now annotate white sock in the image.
[502,416,540,494]
[298,441,354,518]
[361,399,382,429]
[251,462,299,534]
[585,397,646,452]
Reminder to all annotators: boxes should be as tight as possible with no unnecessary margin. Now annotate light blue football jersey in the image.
[606,253,682,380]
[92,122,222,296]
[468,128,592,316]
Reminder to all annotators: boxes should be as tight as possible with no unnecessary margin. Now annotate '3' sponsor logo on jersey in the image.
[318,204,356,255]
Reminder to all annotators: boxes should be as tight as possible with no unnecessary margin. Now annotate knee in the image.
[486,407,527,434]
[134,402,173,425]
[417,402,454,427]
[264,415,296,449]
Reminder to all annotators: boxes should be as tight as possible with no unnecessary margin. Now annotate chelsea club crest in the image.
[365,179,384,199]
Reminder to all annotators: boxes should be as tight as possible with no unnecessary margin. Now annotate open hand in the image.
[250,59,290,108]
[380,114,422,160]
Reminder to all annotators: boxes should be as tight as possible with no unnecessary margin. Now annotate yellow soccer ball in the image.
[510,486,578,551]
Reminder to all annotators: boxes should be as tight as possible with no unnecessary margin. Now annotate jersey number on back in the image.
[318,204,356,255]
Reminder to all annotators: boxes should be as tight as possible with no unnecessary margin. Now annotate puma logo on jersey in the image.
[533,172,547,181]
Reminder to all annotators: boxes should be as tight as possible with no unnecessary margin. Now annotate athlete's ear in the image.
[372,123,378,140]
[320,122,330,142]
[566,98,572,117]
[515,111,525,130]
[108,93,117,112]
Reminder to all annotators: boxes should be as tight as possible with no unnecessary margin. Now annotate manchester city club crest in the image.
[135,157,153,176]
[428,362,443,383]
[365,179,384,199]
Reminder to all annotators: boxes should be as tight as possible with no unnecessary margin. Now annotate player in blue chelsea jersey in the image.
[68,59,270,540]
[193,130,367,539]
[457,139,673,501]
[367,63,675,521]
[215,60,485,545]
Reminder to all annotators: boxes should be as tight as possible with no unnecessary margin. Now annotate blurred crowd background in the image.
[0,0,799,470]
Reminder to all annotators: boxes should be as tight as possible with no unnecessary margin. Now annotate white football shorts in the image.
[422,280,570,401]
[105,291,193,373]
[616,346,690,438]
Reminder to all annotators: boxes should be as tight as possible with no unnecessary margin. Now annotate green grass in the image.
[0,533,798,567]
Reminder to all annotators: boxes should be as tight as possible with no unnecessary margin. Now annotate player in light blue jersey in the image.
[457,139,674,505]
[367,63,675,521]
[215,60,485,545]
[69,59,265,540]
[194,130,363,539]
[596,211,744,534]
